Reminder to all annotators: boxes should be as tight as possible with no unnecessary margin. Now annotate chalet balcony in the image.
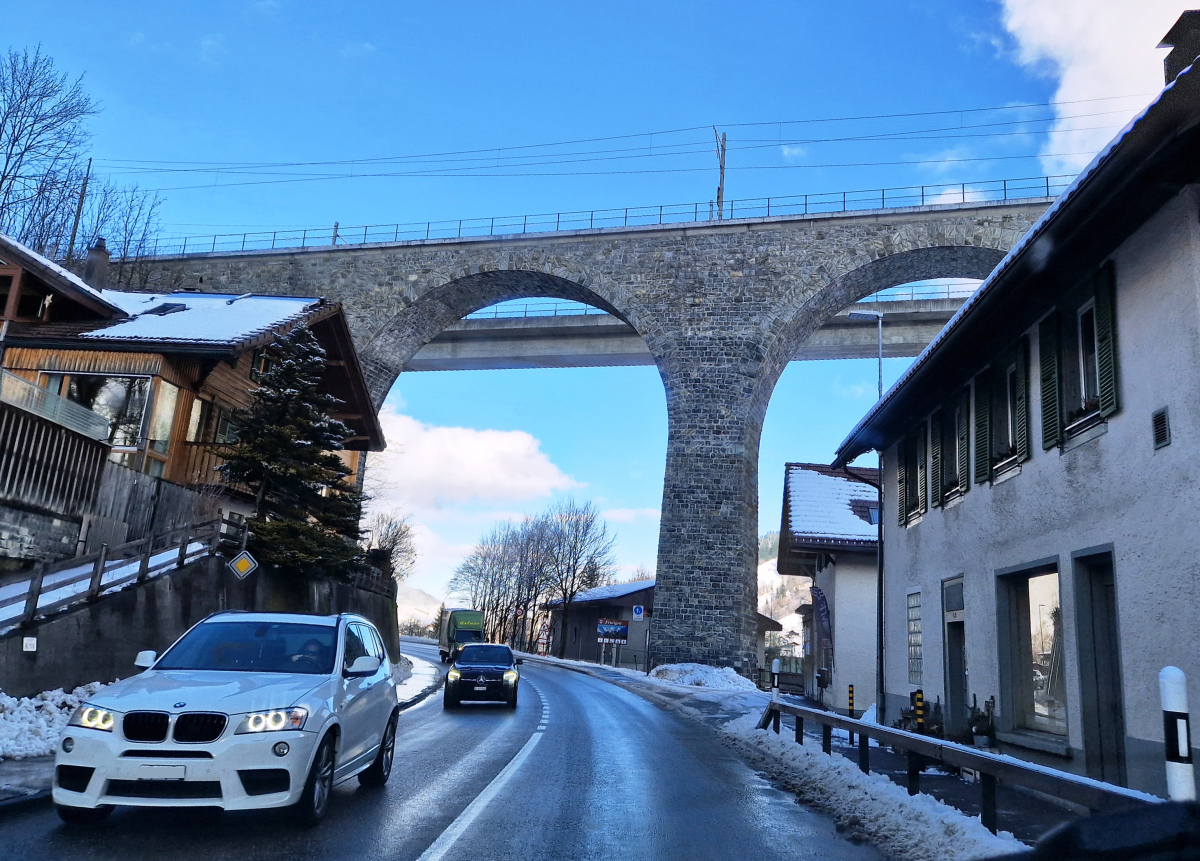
[0,370,109,441]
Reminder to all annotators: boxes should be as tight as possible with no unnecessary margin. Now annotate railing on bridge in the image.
[142,174,1074,259]
[465,280,980,322]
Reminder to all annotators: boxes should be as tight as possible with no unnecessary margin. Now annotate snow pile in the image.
[0,683,105,761]
[723,712,1028,861]
[650,662,759,691]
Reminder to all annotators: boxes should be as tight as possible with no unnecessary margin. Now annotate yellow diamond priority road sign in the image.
[229,551,258,580]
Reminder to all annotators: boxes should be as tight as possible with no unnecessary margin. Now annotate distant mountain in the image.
[395,581,444,626]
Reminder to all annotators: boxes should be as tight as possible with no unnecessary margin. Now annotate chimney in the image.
[1160,11,1200,84]
[82,237,109,291]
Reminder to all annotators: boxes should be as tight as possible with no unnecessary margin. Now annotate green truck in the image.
[438,608,485,663]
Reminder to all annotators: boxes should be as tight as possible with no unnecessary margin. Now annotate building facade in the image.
[834,40,1200,796]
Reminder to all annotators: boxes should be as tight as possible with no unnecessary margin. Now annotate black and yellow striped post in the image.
[915,689,925,734]
[847,684,855,745]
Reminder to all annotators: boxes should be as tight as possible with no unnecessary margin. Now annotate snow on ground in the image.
[648,662,759,691]
[0,683,106,762]
[722,712,1028,861]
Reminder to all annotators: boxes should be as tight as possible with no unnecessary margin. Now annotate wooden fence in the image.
[0,519,222,627]
[758,699,1158,834]
[81,462,222,552]
[0,399,108,518]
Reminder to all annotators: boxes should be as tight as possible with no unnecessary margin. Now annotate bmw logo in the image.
[174,702,187,708]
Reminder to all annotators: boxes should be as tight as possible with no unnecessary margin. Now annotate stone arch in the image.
[355,266,654,407]
[751,245,1006,432]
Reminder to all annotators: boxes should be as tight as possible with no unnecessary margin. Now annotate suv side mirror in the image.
[134,650,157,669]
[515,658,523,665]
[345,655,382,677]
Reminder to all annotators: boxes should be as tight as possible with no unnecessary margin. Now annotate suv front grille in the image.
[123,711,169,742]
[106,779,222,799]
[173,713,227,743]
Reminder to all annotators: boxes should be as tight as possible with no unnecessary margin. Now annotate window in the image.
[1000,568,1067,736]
[930,390,970,507]
[343,625,369,671]
[147,381,180,455]
[214,407,239,444]
[187,398,212,442]
[65,375,150,448]
[974,339,1029,481]
[907,592,923,686]
[896,426,927,525]
[1041,263,1118,446]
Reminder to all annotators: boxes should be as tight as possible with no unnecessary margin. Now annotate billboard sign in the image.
[812,586,833,649]
[597,618,629,644]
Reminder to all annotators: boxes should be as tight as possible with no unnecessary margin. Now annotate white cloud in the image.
[197,34,226,66]
[602,507,661,524]
[367,409,581,515]
[780,145,807,161]
[1000,1,1187,175]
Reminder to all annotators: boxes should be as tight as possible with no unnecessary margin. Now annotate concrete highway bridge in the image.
[122,191,1054,669]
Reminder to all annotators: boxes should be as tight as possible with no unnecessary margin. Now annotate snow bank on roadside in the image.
[0,684,105,761]
[650,662,759,691]
[723,713,1028,861]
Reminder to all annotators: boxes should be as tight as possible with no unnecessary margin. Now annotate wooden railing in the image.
[0,519,224,627]
[758,699,1159,834]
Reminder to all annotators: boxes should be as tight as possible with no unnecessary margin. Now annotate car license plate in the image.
[474,685,487,691]
[138,765,185,780]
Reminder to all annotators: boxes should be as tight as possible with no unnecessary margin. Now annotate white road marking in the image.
[415,681,546,861]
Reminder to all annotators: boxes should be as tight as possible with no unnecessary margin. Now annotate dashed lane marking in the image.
[416,680,548,861]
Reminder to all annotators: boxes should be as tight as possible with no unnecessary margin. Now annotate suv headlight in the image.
[503,670,519,683]
[68,704,116,732]
[235,707,308,734]
[447,668,461,681]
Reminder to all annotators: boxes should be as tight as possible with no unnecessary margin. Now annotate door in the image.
[1075,553,1127,785]
[942,578,969,739]
[336,623,375,774]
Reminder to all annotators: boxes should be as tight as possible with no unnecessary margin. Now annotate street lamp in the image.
[847,308,884,399]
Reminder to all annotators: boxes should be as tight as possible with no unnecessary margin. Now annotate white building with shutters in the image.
[832,19,1200,798]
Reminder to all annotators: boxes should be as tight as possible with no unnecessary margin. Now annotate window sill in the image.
[1064,410,1104,437]
[942,489,965,510]
[992,460,1022,485]
[996,730,1073,758]
[903,512,924,528]
[1062,419,1108,453]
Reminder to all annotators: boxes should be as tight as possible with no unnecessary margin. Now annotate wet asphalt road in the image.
[0,642,879,861]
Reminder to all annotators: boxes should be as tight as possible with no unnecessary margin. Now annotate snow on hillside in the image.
[395,581,444,626]
[649,663,759,691]
[1,683,105,761]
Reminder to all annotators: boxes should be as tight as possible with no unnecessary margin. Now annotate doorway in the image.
[942,577,968,739]
[1075,551,1127,785]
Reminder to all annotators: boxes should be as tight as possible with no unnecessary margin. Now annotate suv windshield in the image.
[457,645,513,665]
[156,621,338,674]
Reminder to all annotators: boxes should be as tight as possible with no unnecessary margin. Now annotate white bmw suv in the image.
[53,611,399,826]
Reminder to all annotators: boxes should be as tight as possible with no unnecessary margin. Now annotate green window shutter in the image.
[1095,262,1119,417]
[1015,336,1030,462]
[917,424,928,514]
[974,373,992,483]
[929,410,943,508]
[1039,313,1062,448]
[957,389,970,492]
[896,441,907,526]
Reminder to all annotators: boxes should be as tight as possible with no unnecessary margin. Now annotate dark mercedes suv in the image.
[443,644,522,709]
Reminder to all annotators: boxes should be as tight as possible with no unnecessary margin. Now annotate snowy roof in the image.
[546,579,654,606]
[0,233,124,316]
[78,292,323,347]
[784,464,878,546]
[835,55,1200,466]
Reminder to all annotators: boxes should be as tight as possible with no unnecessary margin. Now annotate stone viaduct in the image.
[122,197,1050,669]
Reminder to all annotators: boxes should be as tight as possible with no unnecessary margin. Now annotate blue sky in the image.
[6,2,1186,601]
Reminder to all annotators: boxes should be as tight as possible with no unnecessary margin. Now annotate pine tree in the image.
[219,324,365,580]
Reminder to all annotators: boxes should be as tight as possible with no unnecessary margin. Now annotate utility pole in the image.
[66,158,92,261]
[713,126,727,220]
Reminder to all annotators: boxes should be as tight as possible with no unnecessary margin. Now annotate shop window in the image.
[1000,567,1067,736]
[907,591,922,685]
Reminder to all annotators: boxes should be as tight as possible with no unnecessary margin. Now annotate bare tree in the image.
[544,498,616,658]
[0,46,162,270]
[362,511,417,583]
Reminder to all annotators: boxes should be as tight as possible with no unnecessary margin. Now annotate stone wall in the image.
[0,504,79,572]
[0,556,400,698]
[126,200,1048,669]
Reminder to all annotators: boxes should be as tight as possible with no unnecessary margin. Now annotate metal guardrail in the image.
[758,700,1158,834]
[0,370,110,440]
[139,174,1073,259]
[466,301,609,320]
[0,519,224,627]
